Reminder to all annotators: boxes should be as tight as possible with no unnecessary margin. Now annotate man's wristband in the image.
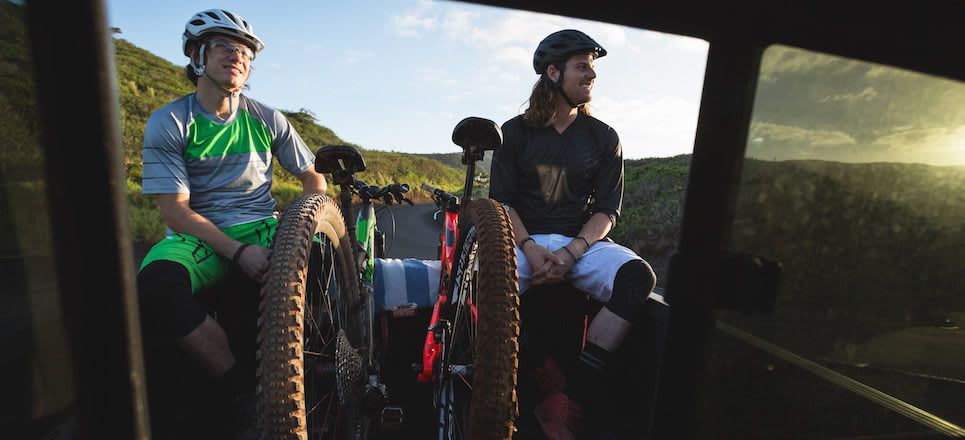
[561,245,578,262]
[575,236,591,251]
[232,243,251,265]
[519,236,535,250]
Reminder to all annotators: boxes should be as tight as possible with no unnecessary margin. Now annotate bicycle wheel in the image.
[257,193,367,440]
[437,198,520,440]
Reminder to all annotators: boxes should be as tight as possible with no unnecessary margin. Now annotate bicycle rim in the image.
[438,230,477,440]
[436,198,520,440]
[257,194,366,440]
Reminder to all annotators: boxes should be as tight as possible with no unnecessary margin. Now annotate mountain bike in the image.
[256,143,412,440]
[417,117,520,440]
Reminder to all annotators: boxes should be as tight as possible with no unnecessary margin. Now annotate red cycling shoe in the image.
[535,357,567,399]
[534,392,582,440]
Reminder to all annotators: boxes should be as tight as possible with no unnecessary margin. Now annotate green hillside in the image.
[415,151,493,175]
[725,160,965,349]
[0,1,48,255]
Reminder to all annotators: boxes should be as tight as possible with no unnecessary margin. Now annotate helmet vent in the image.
[223,11,241,26]
[183,9,265,57]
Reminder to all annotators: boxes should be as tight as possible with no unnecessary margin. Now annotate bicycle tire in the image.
[438,198,520,440]
[257,193,366,440]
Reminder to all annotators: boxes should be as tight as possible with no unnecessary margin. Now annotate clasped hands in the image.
[522,240,584,286]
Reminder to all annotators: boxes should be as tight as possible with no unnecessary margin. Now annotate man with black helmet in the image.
[490,29,657,440]
[136,9,325,437]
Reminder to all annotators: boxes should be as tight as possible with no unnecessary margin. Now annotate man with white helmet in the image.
[136,9,325,437]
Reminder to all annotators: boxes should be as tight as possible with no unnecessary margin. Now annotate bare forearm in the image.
[298,169,327,195]
[507,207,531,246]
[161,203,242,258]
[578,212,613,243]
[566,212,613,258]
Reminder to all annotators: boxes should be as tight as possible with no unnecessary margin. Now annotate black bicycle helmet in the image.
[533,29,607,74]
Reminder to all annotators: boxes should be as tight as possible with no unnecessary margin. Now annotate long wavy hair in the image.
[523,70,593,128]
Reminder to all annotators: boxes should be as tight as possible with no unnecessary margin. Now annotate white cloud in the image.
[759,45,861,82]
[873,125,965,155]
[751,122,857,147]
[592,96,701,158]
[390,0,437,37]
[417,66,457,87]
[820,87,878,104]
[439,8,479,37]
[341,48,375,65]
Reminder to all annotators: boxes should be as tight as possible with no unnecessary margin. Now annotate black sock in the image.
[567,342,612,404]
[213,362,251,403]
[210,362,257,436]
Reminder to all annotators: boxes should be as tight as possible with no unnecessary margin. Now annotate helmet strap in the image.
[190,44,206,76]
[550,63,579,109]
[194,41,242,101]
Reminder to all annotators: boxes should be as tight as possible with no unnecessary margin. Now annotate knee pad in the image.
[605,260,657,322]
[137,260,205,342]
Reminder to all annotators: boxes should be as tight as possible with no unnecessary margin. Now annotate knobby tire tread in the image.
[459,198,520,440]
[256,194,362,440]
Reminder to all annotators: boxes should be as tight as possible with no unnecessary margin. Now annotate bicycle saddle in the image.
[315,144,366,175]
[451,117,502,152]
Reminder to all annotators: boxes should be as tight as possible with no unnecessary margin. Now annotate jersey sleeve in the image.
[591,125,624,220]
[488,117,523,206]
[267,109,314,176]
[141,109,190,195]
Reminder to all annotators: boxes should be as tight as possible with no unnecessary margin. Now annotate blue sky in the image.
[107,0,708,159]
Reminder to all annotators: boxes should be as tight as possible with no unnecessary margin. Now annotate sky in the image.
[106,0,709,159]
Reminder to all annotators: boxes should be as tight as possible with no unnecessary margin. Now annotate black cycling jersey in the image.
[489,113,623,237]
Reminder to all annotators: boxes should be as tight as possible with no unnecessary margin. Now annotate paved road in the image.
[377,202,440,260]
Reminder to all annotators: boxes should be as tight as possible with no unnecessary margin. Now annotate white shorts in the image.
[516,234,642,302]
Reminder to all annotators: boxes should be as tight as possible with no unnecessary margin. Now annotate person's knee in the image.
[605,260,656,323]
[138,260,191,308]
[137,261,204,342]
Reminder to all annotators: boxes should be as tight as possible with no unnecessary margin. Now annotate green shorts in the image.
[139,217,277,294]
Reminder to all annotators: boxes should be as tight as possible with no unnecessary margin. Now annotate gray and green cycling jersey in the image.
[141,93,314,229]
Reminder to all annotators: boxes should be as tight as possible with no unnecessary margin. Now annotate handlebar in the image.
[422,183,459,212]
[421,183,444,197]
[353,179,413,206]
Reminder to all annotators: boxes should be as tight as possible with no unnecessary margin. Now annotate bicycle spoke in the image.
[304,350,330,357]
[308,388,335,416]
[324,243,338,331]
[458,372,472,390]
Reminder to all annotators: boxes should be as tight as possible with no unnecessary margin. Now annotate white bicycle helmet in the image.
[182,9,265,57]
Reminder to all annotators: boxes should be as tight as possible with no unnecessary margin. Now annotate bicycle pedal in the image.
[364,382,388,409]
[379,406,405,430]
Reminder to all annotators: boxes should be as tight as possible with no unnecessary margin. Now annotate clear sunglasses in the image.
[207,37,256,61]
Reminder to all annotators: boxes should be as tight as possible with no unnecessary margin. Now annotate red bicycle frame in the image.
[417,193,483,383]
[418,209,458,382]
